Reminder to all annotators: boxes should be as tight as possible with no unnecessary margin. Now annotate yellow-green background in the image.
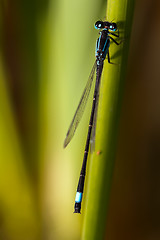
[0,0,160,239]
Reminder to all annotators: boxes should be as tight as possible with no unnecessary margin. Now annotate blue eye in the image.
[110,23,117,31]
[95,21,104,29]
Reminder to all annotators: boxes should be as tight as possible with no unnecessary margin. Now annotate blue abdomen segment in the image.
[75,192,83,203]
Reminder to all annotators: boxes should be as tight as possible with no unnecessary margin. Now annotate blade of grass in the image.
[82,0,135,239]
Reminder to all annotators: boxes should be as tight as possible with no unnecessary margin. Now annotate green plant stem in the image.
[82,0,135,239]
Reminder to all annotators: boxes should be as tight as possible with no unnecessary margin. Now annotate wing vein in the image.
[64,61,96,148]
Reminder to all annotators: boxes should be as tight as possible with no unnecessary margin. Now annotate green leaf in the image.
[82,1,135,239]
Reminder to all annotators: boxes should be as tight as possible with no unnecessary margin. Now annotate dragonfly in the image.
[64,20,120,213]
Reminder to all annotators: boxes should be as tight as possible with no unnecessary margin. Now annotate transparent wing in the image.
[64,61,96,148]
[90,91,99,153]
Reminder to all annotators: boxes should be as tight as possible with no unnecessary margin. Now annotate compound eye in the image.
[95,21,104,29]
[110,23,117,31]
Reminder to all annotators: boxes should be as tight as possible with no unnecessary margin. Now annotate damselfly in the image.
[64,20,120,213]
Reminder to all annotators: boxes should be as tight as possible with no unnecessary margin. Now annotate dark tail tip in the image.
[74,202,81,214]
[74,208,81,214]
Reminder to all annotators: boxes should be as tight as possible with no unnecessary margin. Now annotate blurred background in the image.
[0,0,160,239]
